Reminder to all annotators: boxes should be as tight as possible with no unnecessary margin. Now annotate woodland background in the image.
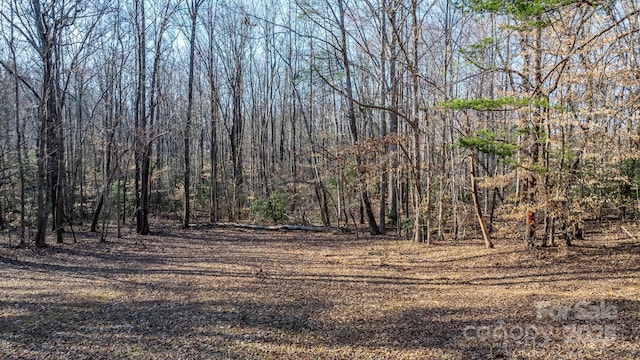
[1,0,640,246]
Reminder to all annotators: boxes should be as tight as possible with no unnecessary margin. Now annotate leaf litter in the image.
[1,223,639,359]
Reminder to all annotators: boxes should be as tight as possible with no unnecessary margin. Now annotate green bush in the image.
[401,217,415,237]
[251,195,287,223]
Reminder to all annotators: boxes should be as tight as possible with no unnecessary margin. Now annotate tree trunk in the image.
[525,209,535,246]
[378,0,389,234]
[47,31,64,245]
[337,0,380,235]
[8,10,26,244]
[209,79,219,222]
[35,117,48,248]
[134,0,172,235]
[207,5,219,222]
[31,0,66,246]
[90,195,104,233]
[470,152,493,249]
[410,0,424,243]
[134,0,149,235]
[413,125,424,243]
[183,0,202,228]
[91,121,117,233]
[388,0,399,234]
[230,62,244,221]
[522,19,544,246]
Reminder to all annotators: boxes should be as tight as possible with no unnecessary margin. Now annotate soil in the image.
[1,223,639,359]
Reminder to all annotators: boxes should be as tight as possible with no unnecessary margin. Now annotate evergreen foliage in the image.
[459,0,592,19]
[441,96,548,111]
[457,129,518,158]
[250,195,287,224]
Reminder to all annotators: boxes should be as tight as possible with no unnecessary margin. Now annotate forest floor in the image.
[1,222,640,359]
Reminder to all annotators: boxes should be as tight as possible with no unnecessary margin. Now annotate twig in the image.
[621,226,638,242]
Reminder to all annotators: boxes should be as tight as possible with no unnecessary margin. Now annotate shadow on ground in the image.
[1,228,639,359]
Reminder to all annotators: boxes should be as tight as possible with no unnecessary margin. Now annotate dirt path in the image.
[1,226,639,359]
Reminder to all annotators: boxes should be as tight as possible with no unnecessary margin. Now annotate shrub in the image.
[251,195,287,223]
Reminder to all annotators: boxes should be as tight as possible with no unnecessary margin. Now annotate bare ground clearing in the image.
[1,224,639,359]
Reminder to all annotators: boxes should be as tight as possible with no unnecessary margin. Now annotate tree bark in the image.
[470,152,494,249]
[31,0,67,246]
[134,0,149,235]
[388,0,400,234]
[230,59,244,221]
[205,4,220,222]
[337,0,380,235]
[410,0,424,243]
[8,6,26,244]
[378,0,389,234]
[183,0,203,228]
[34,114,48,248]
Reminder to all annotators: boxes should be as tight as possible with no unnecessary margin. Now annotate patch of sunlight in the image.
[74,288,124,301]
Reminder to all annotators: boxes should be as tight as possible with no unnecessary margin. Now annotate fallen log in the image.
[202,222,327,232]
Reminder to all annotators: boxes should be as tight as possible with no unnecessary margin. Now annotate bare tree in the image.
[5,0,26,244]
[183,0,204,228]
[203,2,222,222]
[6,0,92,246]
[133,0,176,234]
[336,0,380,234]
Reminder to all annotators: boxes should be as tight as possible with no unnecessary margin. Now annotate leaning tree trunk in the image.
[337,0,380,235]
[90,116,116,233]
[470,152,493,248]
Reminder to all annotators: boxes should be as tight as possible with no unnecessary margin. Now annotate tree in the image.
[183,0,204,228]
[133,0,176,234]
[336,0,381,235]
[89,1,127,240]
[1,0,639,246]
[133,0,149,235]
[12,0,95,246]
[454,126,519,248]
[4,0,27,245]
[203,1,222,222]
[453,0,640,246]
